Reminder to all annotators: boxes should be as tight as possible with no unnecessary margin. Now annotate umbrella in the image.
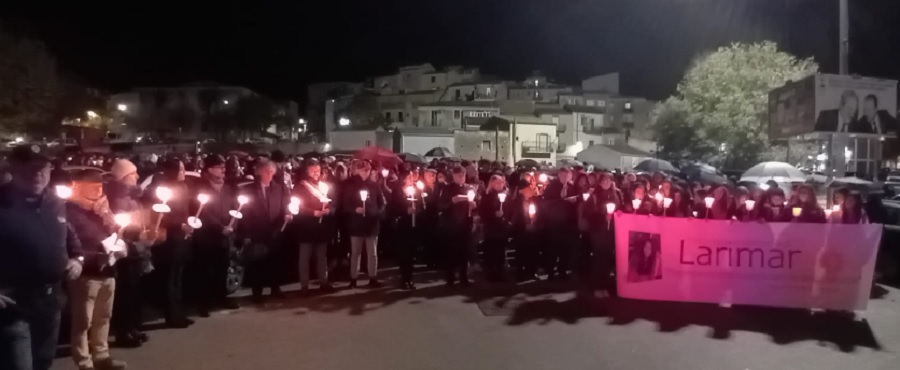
[557,158,584,168]
[424,147,455,158]
[354,146,402,168]
[516,159,540,168]
[740,161,806,183]
[634,159,677,173]
[828,176,874,188]
[680,164,727,185]
[400,153,426,164]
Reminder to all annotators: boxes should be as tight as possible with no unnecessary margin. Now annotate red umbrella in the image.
[353,146,402,168]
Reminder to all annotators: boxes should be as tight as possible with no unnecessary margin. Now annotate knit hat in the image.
[203,154,226,169]
[110,159,138,181]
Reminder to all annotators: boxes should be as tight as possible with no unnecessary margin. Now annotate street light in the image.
[86,111,99,119]
[223,100,230,105]
[298,118,306,124]
[117,104,127,112]
[339,117,350,126]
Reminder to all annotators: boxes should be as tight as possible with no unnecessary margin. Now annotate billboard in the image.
[769,74,898,139]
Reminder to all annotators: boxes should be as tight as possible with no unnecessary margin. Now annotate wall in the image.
[418,106,500,129]
[582,73,620,94]
[509,122,557,164]
[328,130,380,151]
[455,130,510,162]
[508,87,572,103]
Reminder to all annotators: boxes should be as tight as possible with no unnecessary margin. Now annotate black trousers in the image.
[545,230,577,276]
[483,237,508,278]
[514,230,540,277]
[112,258,144,334]
[192,239,231,311]
[589,230,616,289]
[0,284,61,370]
[444,231,470,282]
[245,242,283,296]
[396,224,418,284]
[155,237,191,322]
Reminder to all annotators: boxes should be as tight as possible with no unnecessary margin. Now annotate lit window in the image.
[587,100,595,107]
[486,87,492,96]
[598,100,606,107]
[624,102,632,110]
[454,110,461,119]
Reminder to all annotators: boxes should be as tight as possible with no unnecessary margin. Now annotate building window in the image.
[597,100,606,108]
[486,87,492,96]
[482,141,492,151]
[365,140,372,147]
[533,91,540,99]
[431,76,436,83]
[466,111,491,118]
[606,138,616,145]
[552,115,559,124]
[455,89,461,100]
[587,100,595,107]
[589,140,595,147]
[385,112,391,120]
[398,112,404,122]
[624,102,632,110]
[624,113,633,123]
[454,110,460,119]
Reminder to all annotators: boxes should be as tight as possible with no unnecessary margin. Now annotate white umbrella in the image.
[740,162,806,183]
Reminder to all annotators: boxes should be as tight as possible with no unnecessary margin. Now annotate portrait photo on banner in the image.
[627,231,662,283]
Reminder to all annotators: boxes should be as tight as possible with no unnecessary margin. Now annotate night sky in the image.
[1,0,898,103]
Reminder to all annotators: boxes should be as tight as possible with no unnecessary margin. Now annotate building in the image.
[440,81,508,102]
[507,71,574,103]
[417,101,502,130]
[496,101,564,165]
[392,127,455,155]
[575,143,652,171]
[306,81,364,134]
[328,127,393,151]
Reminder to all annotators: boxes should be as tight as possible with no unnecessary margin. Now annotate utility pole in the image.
[827,0,849,181]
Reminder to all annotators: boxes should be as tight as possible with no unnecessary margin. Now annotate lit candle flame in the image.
[289,196,301,207]
[156,186,172,202]
[113,213,131,228]
[55,185,72,199]
[416,181,424,191]
[466,190,476,202]
[704,197,715,209]
[663,198,673,209]
[631,199,641,210]
[359,190,369,202]
[745,200,755,211]
[654,192,663,202]
[831,205,840,212]
[538,173,548,183]
[528,203,536,216]
[381,169,389,178]
[405,186,415,198]
[197,193,210,204]
[318,182,330,196]
[237,195,249,205]
[792,207,802,217]
[498,192,507,203]
[605,203,616,214]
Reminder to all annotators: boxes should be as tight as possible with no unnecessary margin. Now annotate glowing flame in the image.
[582,193,590,201]
[792,207,802,217]
[498,192,507,203]
[237,195,249,205]
[745,200,755,211]
[466,190,476,202]
[605,203,616,214]
[631,199,641,210]
[416,181,424,191]
[528,203,536,216]
[318,182,330,195]
[113,213,131,227]
[155,186,173,202]
[704,197,715,209]
[405,186,415,198]
[197,193,210,204]
[359,190,369,202]
[663,198,672,209]
[538,173,548,183]
[55,185,72,199]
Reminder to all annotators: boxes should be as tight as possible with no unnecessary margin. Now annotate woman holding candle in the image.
[478,174,510,282]
[840,193,868,224]
[581,172,621,290]
[144,158,194,328]
[188,155,240,317]
[541,167,579,280]
[707,186,733,220]
[106,159,151,346]
[388,168,424,290]
[761,188,793,222]
[341,160,386,289]
[623,183,654,215]
[791,184,827,223]
[510,176,541,282]
[663,185,690,218]
[294,159,336,294]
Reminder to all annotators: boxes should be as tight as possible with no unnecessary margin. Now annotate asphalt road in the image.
[52,274,900,370]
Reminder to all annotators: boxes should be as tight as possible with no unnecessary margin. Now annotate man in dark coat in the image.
[237,159,292,303]
[388,169,424,290]
[438,166,478,286]
[856,94,898,135]
[540,167,579,280]
[814,89,859,133]
[340,161,386,288]
[0,146,84,370]
[190,155,240,315]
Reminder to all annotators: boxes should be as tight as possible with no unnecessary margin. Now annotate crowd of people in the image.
[0,145,880,370]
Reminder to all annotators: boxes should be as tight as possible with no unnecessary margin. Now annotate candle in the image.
[188,193,211,229]
[831,204,840,212]
[359,190,369,217]
[416,181,426,209]
[405,185,416,200]
[538,173,548,183]
[498,192,507,211]
[605,203,615,229]
[825,209,833,220]
[156,186,173,203]
[745,199,755,211]
[631,198,641,212]
[318,183,331,223]
[654,192,663,203]
[227,195,250,228]
[582,193,590,201]
[692,211,698,218]
[381,169,389,178]
[416,181,424,191]
[113,213,131,243]
[528,203,536,219]
[792,207,802,217]
[282,197,301,231]
[704,197,715,209]
[55,185,72,199]
[663,198,672,209]
[466,189,476,217]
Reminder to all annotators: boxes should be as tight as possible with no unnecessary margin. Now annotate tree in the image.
[655,42,818,169]
[652,98,713,163]
[233,96,276,138]
[0,28,59,134]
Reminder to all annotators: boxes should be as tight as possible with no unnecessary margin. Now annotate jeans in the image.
[299,243,328,288]
[69,277,115,368]
[349,236,378,280]
[0,284,62,370]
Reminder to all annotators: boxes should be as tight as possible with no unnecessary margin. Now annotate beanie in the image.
[110,159,138,181]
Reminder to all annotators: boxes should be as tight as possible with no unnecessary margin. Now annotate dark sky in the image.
[1,0,899,103]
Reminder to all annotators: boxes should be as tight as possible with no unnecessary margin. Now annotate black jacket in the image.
[66,203,116,277]
[0,185,81,289]
[237,180,291,244]
[478,190,510,241]
[293,179,336,243]
[191,179,239,243]
[340,176,386,237]
[541,179,578,230]
[438,182,476,234]
[388,182,424,230]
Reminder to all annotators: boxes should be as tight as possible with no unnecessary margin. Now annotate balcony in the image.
[521,141,556,159]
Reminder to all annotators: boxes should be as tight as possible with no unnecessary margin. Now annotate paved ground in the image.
[52,270,900,370]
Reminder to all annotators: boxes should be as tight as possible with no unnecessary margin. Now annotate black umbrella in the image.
[680,164,727,185]
[400,153,426,164]
[634,159,677,173]
[516,159,540,168]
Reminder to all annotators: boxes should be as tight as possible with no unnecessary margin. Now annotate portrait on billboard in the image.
[813,75,898,135]
[627,231,662,283]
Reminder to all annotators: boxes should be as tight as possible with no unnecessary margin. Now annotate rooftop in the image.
[419,101,500,108]
[601,143,650,156]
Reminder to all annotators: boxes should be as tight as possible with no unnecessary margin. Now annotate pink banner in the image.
[614,213,882,310]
